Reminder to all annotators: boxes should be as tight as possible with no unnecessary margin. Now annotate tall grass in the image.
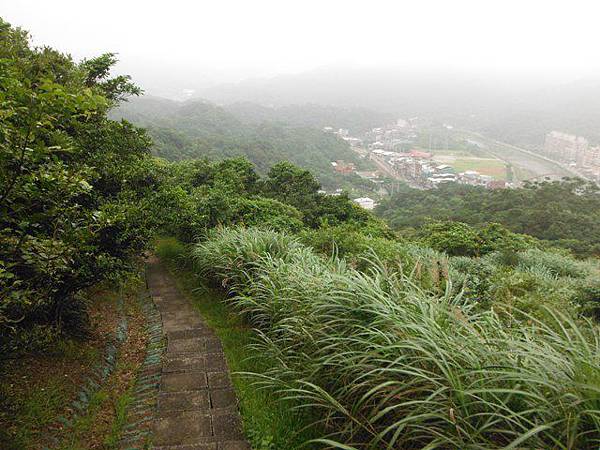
[192,228,600,449]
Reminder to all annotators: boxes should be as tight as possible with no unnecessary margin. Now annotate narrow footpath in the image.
[145,258,250,449]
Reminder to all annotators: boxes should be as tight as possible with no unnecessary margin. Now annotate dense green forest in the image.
[2,18,600,449]
[223,101,394,133]
[111,96,376,190]
[376,180,600,257]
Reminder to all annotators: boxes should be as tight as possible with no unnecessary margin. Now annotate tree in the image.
[260,161,320,210]
[0,19,155,354]
[419,222,483,256]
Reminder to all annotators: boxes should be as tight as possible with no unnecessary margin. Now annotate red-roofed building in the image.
[409,150,433,159]
[487,180,507,190]
[333,160,355,174]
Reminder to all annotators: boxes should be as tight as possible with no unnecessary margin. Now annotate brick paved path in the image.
[146,259,250,450]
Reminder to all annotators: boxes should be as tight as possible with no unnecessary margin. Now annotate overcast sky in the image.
[3,0,600,94]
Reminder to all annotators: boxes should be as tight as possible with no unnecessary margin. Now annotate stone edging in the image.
[49,294,128,447]
[118,278,165,449]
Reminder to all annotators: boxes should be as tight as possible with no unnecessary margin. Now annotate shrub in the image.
[419,221,483,256]
[0,20,157,353]
[514,248,596,278]
[192,227,600,449]
[155,237,188,263]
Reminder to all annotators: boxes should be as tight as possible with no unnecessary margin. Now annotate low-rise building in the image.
[343,137,363,147]
[428,173,457,186]
[331,160,355,174]
[544,131,588,164]
[355,170,381,180]
[353,197,376,210]
[408,150,433,159]
[487,180,507,189]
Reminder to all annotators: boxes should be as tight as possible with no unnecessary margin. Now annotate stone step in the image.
[130,259,250,448]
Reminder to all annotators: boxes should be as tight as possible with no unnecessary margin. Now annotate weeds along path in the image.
[125,257,250,449]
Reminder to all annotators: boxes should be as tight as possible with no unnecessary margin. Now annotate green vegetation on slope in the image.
[156,237,321,449]
[191,227,600,449]
[223,101,395,134]
[0,13,381,353]
[112,96,373,190]
[0,19,158,354]
[3,17,600,449]
[376,179,600,257]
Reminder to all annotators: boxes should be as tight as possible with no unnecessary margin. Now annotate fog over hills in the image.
[111,96,385,189]
[194,67,600,147]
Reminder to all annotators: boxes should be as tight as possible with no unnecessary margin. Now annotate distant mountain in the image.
[112,95,180,123]
[194,67,600,147]
[111,96,367,188]
[474,79,600,147]
[195,66,519,116]
[223,102,395,134]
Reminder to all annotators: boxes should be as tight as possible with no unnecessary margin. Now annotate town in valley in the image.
[325,121,600,210]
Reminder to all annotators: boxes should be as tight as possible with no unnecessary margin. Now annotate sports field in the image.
[431,152,507,180]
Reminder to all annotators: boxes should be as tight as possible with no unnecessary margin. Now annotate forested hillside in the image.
[223,102,395,134]
[376,179,600,257]
[196,67,600,148]
[112,96,371,188]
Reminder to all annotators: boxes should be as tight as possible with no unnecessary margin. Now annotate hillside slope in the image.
[112,96,367,187]
[195,67,600,147]
[223,102,395,134]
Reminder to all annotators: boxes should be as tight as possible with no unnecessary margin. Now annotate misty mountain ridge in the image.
[190,66,600,146]
[113,95,393,134]
[111,96,385,188]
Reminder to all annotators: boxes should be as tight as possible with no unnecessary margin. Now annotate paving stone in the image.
[126,259,249,448]
[168,337,206,353]
[205,353,228,371]
[154,445,217,450]
[204,338,223,352]
[218,442,252,450]
[162,311,201,322]
[156,301,193,313]
[164,356,207,372]
[169,328,217,339]
[211,413,244,439]
[210,388,237,409]
[158,391,210,412]
[207,372,232,388]
[163,317,206,332]
[153,413,212,445]
[161,372,207,392]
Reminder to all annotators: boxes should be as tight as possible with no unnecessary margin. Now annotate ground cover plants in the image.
[155,237,321,450]
[191,227,600,449]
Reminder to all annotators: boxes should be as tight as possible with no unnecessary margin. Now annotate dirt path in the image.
[145,258,250,450]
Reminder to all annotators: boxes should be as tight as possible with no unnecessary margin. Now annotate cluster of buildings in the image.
[370,149,506,189]
[317,185,377,210]
[352,197,376,210]
[323,127,363,147]
[365,119,418,152]
[543,131,600,182]
[323,119,510,210]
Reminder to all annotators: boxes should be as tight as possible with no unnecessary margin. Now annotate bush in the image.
[0,20,157,352]
[574,280,600,320]
[155,237,188,263]
[419,221,537,257]
[191,227,600,449]
[514,248,596,278]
